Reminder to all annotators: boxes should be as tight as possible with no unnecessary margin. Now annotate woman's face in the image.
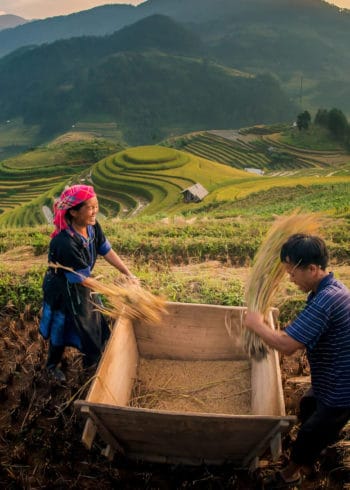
[70,197,99,227]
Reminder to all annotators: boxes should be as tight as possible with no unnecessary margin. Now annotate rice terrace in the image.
[0,118,350,489]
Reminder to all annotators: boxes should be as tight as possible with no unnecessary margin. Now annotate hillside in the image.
[0,14,27,30]
[0,16,296,144]
[0,4,139,57]
[0,0,350,114]
[0,138,122,227]
[1,122,350,229]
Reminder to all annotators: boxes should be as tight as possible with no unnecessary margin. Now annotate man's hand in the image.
[244,311,265,332]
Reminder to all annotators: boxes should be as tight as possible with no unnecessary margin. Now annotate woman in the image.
[39,184,137,381]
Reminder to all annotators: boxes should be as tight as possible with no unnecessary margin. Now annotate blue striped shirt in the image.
[285,272,350,407]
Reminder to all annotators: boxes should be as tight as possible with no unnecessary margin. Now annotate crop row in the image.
[183,134,268,169]
[177,131,344,172]
[92,159,186,215]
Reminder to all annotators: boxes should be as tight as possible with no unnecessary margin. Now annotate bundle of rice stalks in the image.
[243,211,321,361]
[86,276,167,325]
[48,263,167,325]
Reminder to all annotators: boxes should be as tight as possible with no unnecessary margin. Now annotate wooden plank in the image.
[81,417,97,449]
[242,420,289,467]
[75,401,295,467]
[134,303,249,360]
[270,432,282,461]
[251,310,285,416]
[86,317,139,405]
[87,409,125,456]
[101,445,115,461]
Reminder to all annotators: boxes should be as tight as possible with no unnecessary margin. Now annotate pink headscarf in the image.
[51,184,96,237]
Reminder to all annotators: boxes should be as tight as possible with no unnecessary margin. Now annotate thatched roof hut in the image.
[181,183,208,203]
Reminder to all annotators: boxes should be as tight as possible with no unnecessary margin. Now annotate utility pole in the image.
[299,76,303,106]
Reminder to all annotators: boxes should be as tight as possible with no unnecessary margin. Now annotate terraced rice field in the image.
[1,125,350,228]
[0,139,120,227]
[91,146,250,217]
[171,129,350,173]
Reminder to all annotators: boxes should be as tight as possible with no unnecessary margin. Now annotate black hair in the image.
[65,201,86,223]
[280,233,329,270]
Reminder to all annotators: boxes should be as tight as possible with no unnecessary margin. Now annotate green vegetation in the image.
[0,138,123,227]
[0,122,350,227]
[1,0,350,120]
[90,145,251,218]
[0,118,42,159]
[165,125,350,173]
[0,15,296,145]
[0,120,350,324]
[0,214,349,324]
[280,125,342,151]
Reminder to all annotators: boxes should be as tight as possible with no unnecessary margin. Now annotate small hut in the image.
[181,183,208,203]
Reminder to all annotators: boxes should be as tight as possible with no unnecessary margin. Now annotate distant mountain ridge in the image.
[0,5,140,58]
[0,15,296,145]
[0,0,350,114]
[0,14,27,31]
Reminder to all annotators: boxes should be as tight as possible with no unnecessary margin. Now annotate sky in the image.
[0,0,349,19]
[0,1,144,19]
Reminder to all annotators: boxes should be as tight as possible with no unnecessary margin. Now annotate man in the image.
[244,234,350,488]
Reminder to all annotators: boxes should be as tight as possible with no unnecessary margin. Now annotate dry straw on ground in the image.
[48,263,167,325]
[243,211,321,360]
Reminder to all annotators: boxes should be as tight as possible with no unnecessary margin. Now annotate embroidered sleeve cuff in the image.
[65,267,90,283]
[98,239,112,256]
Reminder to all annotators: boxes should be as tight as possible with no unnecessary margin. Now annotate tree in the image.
[327,108,349,140]
[314,108,329,127]
[296,110,311,130]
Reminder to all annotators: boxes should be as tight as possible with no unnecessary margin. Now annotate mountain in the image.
[0,15,296,145]
[0,4,141,58]
[0,0,350,113]
[0,14,27,30]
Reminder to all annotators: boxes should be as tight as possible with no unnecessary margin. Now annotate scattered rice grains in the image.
[129,358,251,415]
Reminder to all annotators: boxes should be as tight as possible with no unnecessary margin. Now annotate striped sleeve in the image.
[285,300,330,350]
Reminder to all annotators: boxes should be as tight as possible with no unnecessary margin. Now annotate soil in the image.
[0,315,348,490]
[0,251,349,489]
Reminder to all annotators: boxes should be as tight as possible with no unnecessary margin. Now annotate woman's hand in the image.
[126,274,140,285]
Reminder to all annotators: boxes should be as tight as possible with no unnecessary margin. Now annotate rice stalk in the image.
[48,262,167,325]
[243,211,321,361]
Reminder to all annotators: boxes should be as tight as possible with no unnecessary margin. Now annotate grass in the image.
[0,122,349,324]
[0,123,349,228]
[0,118,41,147]
[89,146,252,217]
[280,126,343,151]
[164,127,349,173]
[0,139,122,227]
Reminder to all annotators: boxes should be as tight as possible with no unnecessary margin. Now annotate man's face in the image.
[284,261,316,293]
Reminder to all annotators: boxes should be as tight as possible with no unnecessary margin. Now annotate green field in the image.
[0,138,123,226]
[0,122,349,230]
[0,121,350,323]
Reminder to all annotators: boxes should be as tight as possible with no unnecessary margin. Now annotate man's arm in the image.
[244,311,304,355]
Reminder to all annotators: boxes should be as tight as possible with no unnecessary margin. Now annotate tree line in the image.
[297,108,350,150]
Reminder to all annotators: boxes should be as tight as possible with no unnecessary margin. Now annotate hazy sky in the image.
[0,1,144,19]
[0,0,349,19]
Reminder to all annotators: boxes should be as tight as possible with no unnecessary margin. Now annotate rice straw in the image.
[48,262,167,325]
[243,210,321,360]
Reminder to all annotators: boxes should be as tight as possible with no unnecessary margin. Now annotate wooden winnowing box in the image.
[75,302,296,468]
